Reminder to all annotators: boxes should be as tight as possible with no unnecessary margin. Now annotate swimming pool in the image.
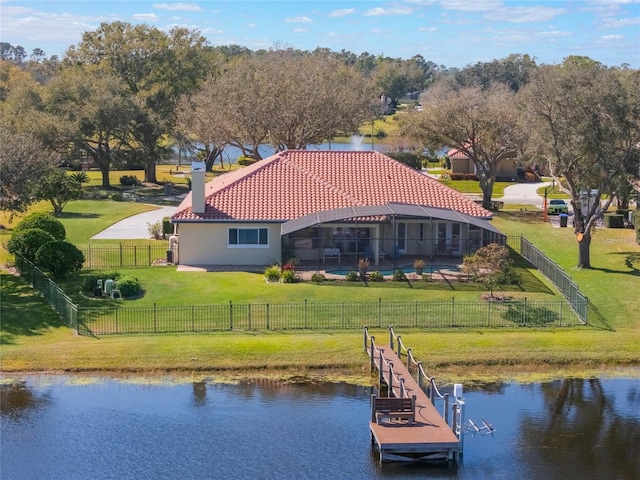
[325,264,460,276]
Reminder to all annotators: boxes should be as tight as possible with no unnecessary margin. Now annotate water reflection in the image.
[1,376,638,480]
[518,379,640,480]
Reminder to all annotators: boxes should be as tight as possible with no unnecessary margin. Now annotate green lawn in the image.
[1,174,638,383]
[438,180,516,196]
[493,211,640,330]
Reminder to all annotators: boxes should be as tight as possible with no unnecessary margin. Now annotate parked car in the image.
[547,199,569,214]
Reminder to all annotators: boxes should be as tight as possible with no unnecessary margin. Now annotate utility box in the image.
[104,279,115,296]
[559,214,568,227]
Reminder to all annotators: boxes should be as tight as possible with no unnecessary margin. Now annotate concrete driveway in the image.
[91,205,178,240]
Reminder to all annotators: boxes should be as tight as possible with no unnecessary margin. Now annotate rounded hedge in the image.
[116,275,142,297]
[35,241,85,278]
[13,212,66,240]
[7,228,55,262]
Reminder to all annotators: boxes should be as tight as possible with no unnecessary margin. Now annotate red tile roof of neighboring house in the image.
[447,147,468,159]
[172,150,492,222]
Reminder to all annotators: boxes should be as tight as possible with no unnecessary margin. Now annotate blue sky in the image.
[1,0,639,68]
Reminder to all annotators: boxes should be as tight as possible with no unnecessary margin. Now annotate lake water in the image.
[1,375,638,480]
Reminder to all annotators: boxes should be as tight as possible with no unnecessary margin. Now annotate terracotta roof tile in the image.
[172,150,492,222]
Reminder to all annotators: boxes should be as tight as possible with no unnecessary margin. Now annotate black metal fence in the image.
[15,256,79,332]
[79,242,169,268]
[78,297,585,335]
[519,237,588,320]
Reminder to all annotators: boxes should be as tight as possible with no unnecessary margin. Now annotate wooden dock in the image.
[365,328,463,463]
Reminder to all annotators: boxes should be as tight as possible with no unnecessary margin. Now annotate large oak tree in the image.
[520,56,639,268]
[66,22,214,183]
[400,81,521,209]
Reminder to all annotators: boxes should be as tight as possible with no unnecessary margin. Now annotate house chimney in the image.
[191,161,206,214]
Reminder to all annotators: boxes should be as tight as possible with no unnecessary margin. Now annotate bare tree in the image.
[181,48,376,159]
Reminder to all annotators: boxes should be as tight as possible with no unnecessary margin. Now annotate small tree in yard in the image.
[462,243,517,299]
[36,169,83,215]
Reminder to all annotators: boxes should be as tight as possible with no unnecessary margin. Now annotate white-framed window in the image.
[228,227,269,247]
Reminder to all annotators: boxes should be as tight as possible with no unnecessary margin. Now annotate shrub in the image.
[604,214,624,229]
[386,152,423,170]
[7,228,55,261]
[392,269,406,281]
[13,212,66,240]
[369,271,384,282]
[281,269,297,283]
[162,217,173,236]
[237,156,255,166]
[450,173,464,180]
[35,241,85,278]
[69,171,90,184]
[345,271,359,282]
[82,272,121,293]
[147,221,163,240]
[120,175,141,186]
[116,275,142,297]
[311,272,326,284]
[264,265,281,282]
[110,193,124,202]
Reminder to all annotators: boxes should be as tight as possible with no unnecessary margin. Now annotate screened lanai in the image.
[281,202,505,270]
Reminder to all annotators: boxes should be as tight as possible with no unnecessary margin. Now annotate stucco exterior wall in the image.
[176,222,282,266]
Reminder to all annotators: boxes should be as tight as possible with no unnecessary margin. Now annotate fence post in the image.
[406,348,411,372]
[523,297,527,325]
[304,299,307,329]
[119,243,123,267]
[191,305,195,332]
[134,245,137,267]
[266,304,270,330]
[451,298,455,327]
[153,303,157,333]
[370,336,375,372]
[229,300,233,330]
[415,301,418,327]
[248,304,252,330]
[396,335,401,358]
[148,244,151,266]
[378,297,381,328]
[487,300,491,327]
[115,308,119,334]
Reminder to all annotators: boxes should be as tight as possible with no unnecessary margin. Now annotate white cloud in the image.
[132,13,160,22]
[152,3,202,12]
[603,17,640,27]
[601,34,624,40]
[440,0,503,12]
[484,7,568,23]
[535,30,572,38]
[363,5,414,16]
[328,8,355,18]
[247,23,256,28]
[293,27,310,33]
[419,26,438,32]
[284,16,314,23]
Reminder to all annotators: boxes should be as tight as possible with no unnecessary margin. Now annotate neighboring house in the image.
[446,147,518,179]
[170,150,504,267]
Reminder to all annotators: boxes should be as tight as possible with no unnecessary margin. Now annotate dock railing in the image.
[364,326,466,449]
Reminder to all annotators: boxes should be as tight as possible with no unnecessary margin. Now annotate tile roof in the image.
[447,147,469,159]
[172,150,492,222]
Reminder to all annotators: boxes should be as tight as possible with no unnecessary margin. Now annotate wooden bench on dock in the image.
[371,395,416,425]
